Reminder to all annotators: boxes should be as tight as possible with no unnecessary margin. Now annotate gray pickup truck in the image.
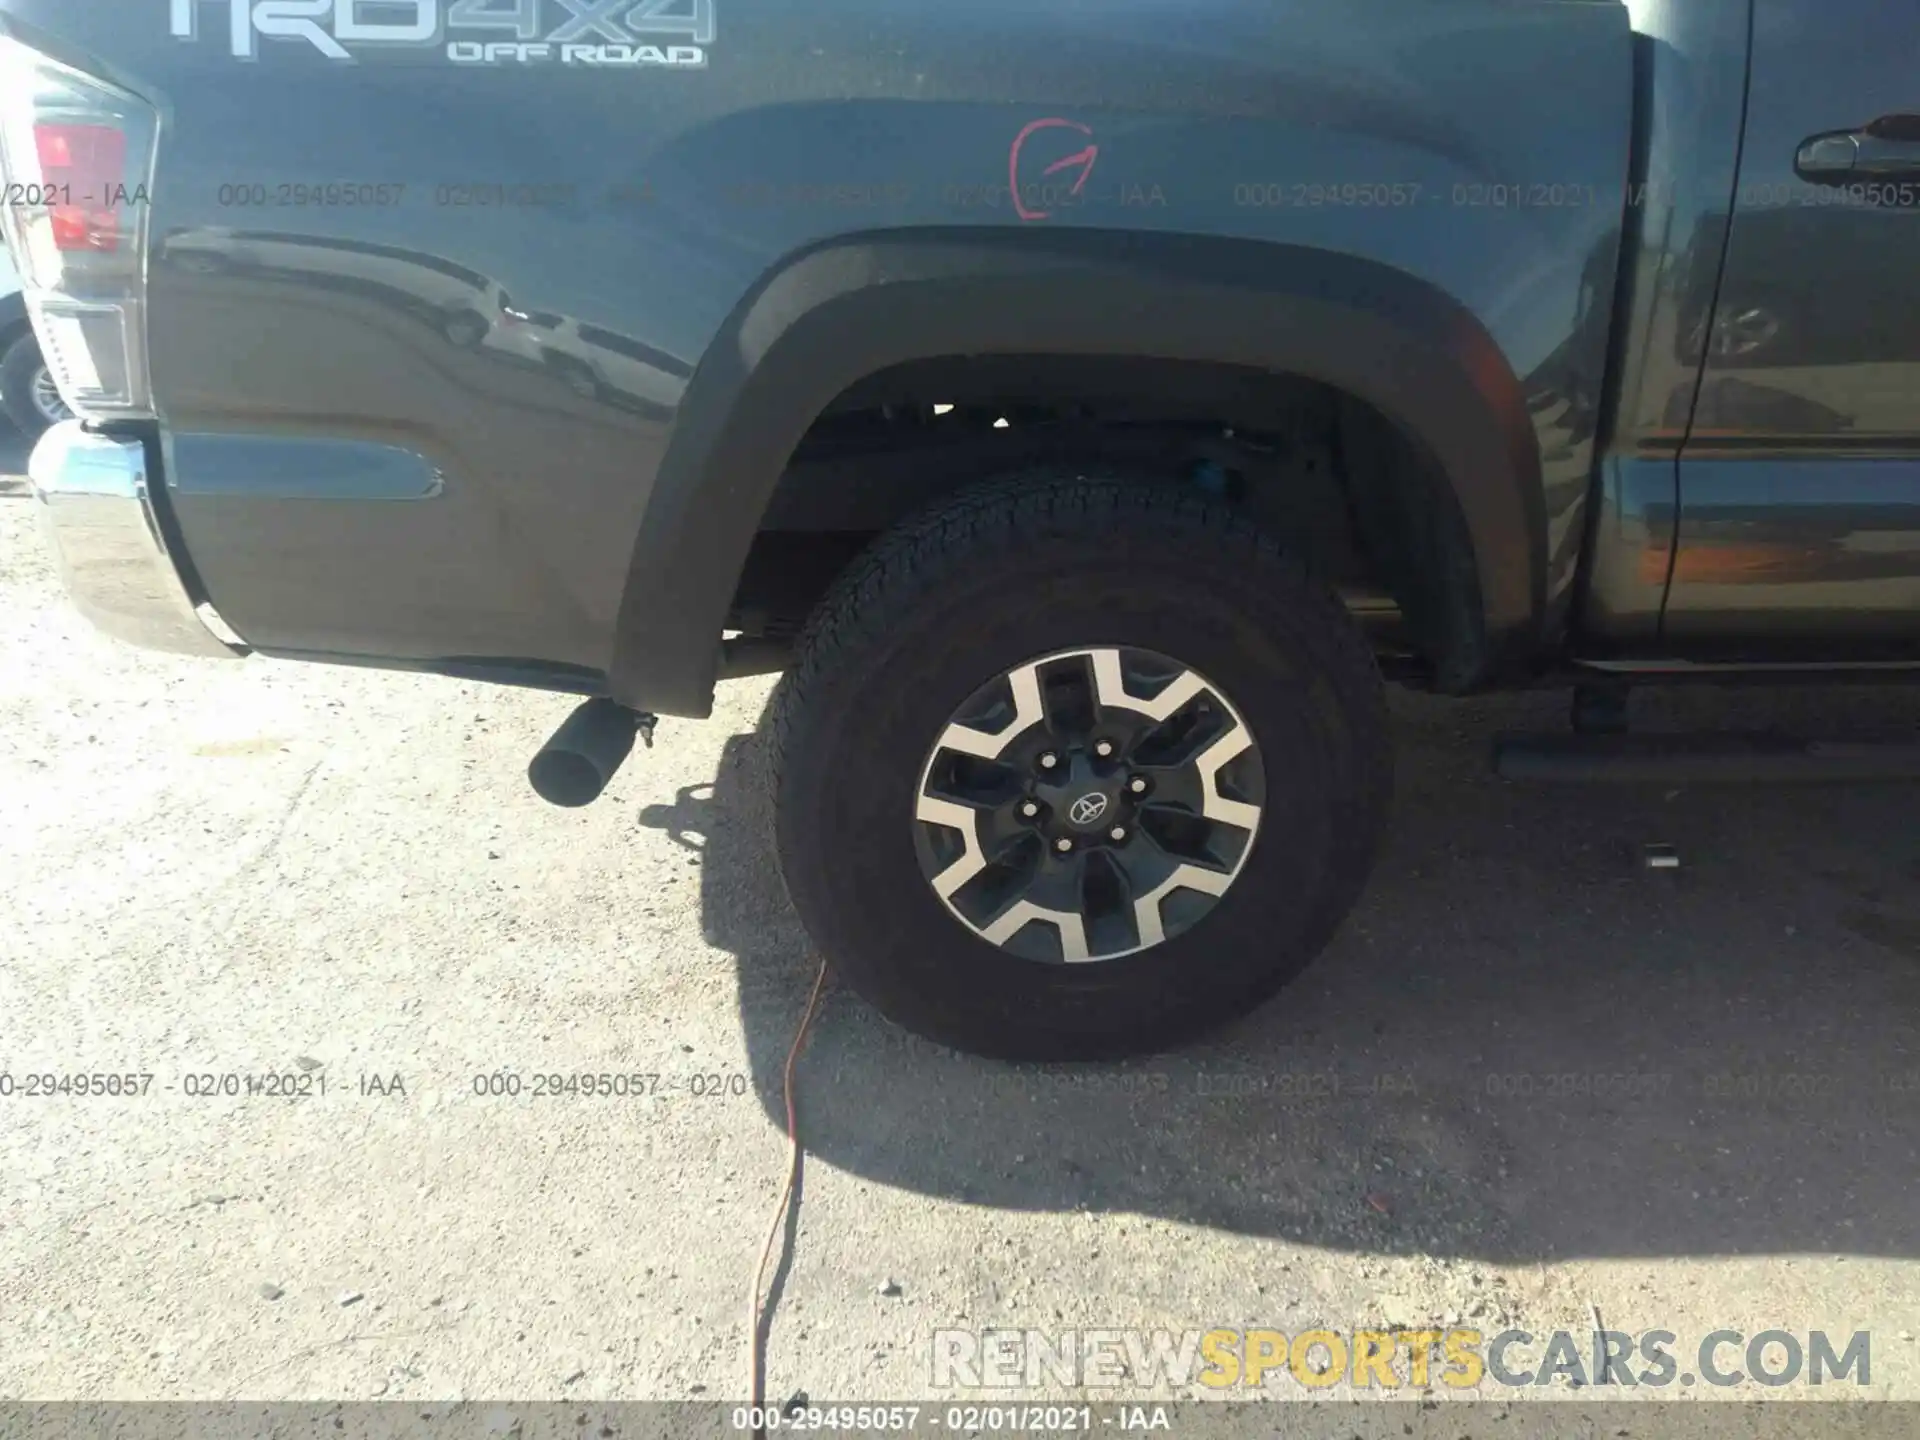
[3,0,1916,1059]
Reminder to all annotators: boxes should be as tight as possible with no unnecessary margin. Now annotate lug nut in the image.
[1108,826,1128,843]
[1020,801,1041,819]
[1054,837,1074,854]
[1128,776,1148,794]
[1038,752,1059,770]
[1094,739,1115,758]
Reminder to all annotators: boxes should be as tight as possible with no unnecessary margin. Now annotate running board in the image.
[1494,732,1920,784]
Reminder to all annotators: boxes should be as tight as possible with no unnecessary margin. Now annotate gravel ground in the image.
[2,448,1919,1414]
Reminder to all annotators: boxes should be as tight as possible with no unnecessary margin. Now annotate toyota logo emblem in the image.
[1069,792,1110,826]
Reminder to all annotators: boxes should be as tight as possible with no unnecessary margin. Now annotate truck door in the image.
[1667,0,1920,656]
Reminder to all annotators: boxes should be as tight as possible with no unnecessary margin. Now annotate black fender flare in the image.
[609,228,1543,717]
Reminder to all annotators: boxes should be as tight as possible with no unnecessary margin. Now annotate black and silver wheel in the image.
[914,646,1265,964]
[2,332,71,437]
[772,474,1391,1060]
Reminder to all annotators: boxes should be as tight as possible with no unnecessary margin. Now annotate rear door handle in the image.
[1797,114,1920,183]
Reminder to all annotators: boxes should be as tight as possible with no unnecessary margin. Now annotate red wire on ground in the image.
[748,956,830,1434]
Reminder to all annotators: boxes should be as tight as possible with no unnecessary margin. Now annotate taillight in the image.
[0,39,159,421]
[36,123,129,253]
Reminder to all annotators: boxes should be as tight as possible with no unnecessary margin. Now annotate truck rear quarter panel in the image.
[0,0,1632,695]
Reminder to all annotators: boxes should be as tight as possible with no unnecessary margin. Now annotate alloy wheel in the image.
[912,646,1265,964]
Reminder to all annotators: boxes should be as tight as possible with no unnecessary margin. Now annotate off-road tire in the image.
[769,474,1392,1061]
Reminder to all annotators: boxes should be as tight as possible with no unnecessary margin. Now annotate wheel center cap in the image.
[1067,791,1110,828]
[1037,752,1122,832]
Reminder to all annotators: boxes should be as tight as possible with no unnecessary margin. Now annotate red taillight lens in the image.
[35,122,128,252]
[0,38,159,419]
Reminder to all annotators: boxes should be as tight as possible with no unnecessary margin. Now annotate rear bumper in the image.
[29,421,242,659]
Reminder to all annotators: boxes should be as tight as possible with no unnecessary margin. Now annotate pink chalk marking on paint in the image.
[1009,118,1099,222]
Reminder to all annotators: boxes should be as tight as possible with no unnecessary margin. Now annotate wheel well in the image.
[727,354,1485,690]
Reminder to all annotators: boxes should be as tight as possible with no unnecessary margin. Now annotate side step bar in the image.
[1495,732,1920,784]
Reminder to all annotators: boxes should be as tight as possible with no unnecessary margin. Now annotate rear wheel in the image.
[770,474,1391,1060]
[2,332,70,437]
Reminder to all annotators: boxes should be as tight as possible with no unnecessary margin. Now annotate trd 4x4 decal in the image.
[168,0,713,67]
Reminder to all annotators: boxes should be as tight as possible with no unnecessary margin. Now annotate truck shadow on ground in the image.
[0,423,33,491]
[639,682,1920,1263]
